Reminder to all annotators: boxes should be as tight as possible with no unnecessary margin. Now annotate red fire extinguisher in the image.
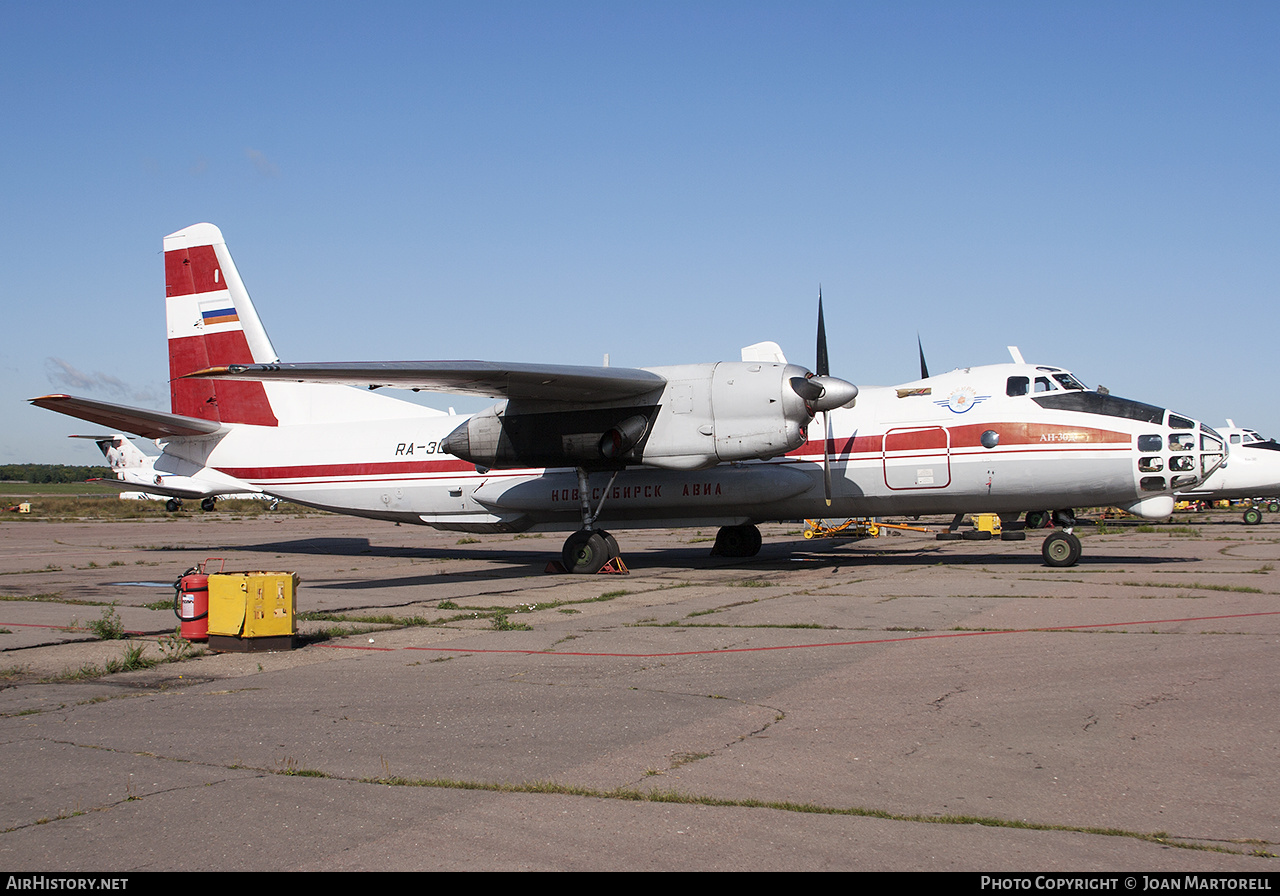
[174,558,222,641]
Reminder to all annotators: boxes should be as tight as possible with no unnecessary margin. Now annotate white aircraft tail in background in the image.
[71,433,270,511]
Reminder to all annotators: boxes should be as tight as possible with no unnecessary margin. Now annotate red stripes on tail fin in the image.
[164,226,278,426]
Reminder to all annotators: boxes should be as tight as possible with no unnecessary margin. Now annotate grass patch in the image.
[336,775,1265,856]
[88,604,125,640]
[51,643,158,680]
[0,495,322,521]
[1121,581,1264,594]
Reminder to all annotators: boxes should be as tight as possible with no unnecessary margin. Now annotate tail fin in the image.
[164,223,447,426]
[71,434,149,472]
[164,223,279,426]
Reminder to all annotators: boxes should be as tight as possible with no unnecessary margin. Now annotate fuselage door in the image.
[883,426,952,490]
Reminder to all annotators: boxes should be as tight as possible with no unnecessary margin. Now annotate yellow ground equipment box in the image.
[972,513,1003,534]
[207,571,299,652]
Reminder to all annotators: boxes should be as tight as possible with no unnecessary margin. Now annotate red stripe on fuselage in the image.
[785,421,1132,459]
[216,420,1135,487]
[217,457,481,482]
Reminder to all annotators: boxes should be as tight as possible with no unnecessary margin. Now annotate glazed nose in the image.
[1164,412,1225,490]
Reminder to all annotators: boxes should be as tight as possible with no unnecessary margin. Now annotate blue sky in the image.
[3,2,1277,463]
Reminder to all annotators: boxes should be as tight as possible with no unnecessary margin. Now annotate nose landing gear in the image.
[1041,508,1081,567]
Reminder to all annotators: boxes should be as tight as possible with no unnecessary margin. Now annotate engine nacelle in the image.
[638,361,813,469]
[441,361,853,471]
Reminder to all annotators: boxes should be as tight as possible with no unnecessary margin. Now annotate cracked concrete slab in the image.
[0,514,1276,871]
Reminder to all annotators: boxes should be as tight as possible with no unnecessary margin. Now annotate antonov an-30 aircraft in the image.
[33,223,1227,572]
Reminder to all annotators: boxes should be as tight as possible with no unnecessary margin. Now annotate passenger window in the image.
[1171,474,1198,489]
[1170,433,1194,452]
[1138,457,1163,472]
[1138,434,1162,452]
[1140,476,1166,492]
[1170,455,1195,472]
[1006,376,1029,397]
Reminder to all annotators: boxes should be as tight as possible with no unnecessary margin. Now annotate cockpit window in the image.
[1032,392,1165,424]
[1052,373,1086,391]
[1230,434,1242,445]
[1034,376,1054,393]
[1168,414,1195,430]
[1244,430,1264,443]
[1006,376,1029,397]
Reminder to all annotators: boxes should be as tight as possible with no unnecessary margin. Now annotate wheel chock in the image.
[599,557,629,574]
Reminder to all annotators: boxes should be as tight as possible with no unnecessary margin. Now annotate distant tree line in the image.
[0,464,112,483]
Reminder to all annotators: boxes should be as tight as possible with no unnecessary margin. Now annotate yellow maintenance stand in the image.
[207,571,299,653]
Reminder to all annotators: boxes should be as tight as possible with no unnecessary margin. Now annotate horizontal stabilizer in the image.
[29,395,227,439]
[87,477,214,500]
[188,361,668,403]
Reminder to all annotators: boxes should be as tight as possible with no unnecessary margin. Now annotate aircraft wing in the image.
[29,395,227,439]
[189,361,668,403]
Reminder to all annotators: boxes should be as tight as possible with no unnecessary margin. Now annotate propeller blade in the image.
[816,289,829,377]
[822,411,832,505]
[917,333,930,379]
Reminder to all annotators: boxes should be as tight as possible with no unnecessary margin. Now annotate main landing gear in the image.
[560,468,625,574]
[1038,508,1081,568]
[561,529,622,574]
[711,523,762,558]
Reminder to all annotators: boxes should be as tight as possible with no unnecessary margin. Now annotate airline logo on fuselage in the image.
[934,386,990,414]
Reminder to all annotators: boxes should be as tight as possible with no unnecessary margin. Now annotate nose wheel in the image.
[1042,530,1082,567]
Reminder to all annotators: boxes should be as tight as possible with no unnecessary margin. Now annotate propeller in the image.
[917,333,930,379]
[788,289,857,505]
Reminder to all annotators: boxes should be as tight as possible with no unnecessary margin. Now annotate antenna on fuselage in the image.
[1007,346,1025,365]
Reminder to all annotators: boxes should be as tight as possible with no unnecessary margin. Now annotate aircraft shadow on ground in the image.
[181,537,1202,585]
[779,541,1202,568]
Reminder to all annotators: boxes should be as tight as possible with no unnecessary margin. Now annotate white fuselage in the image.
[160,362,1224,532]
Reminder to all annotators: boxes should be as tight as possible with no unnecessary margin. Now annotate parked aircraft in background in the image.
[1176,422,1280,524]
[34,224,1226,571]
[70,433,270,511]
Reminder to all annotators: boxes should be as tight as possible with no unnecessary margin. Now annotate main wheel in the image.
[1025,510,1049,530]
[1268,501,1280,513]
[713,524,762,558]
[1042,531,1082,567]
[1243,507,1264,525]
[562,530,610,574]
[165,498,182,512]
[200,497,217,512]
